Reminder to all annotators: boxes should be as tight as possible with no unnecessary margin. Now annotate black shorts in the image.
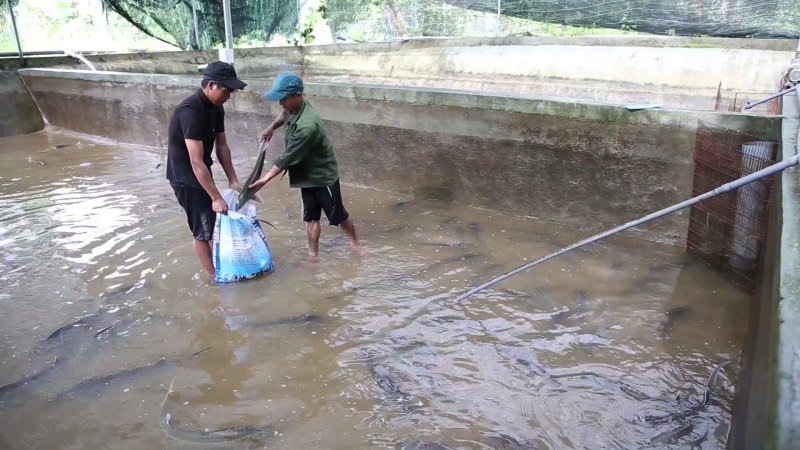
[171,181,216,241]
[300,179,350,226]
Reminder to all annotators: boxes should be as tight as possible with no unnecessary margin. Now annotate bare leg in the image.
[340,219,360,249]
[193,239,215,276]
[307,220,321,257]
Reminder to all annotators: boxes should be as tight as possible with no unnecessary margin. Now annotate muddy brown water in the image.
[0,131,750,449]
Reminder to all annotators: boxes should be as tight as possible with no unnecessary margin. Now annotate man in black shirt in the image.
[167,61,246,276]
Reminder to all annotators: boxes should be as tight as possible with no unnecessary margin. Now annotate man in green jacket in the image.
[249,72,360,258]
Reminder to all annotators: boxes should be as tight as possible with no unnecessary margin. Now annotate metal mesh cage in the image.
[687,120,777,293]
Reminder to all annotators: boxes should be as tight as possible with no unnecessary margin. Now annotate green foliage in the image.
[290,2,329,46]
[0,0,179,52]
[620,13,636,32]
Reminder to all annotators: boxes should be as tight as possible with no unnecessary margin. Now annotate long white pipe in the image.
[223,0,234,49]
[192,0,201,49]
[63,49,97,71]
[448,153,799,304]
[356,151,800,349]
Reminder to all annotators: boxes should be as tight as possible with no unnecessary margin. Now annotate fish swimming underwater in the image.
[160,378,273,444]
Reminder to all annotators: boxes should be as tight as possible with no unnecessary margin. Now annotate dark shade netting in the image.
[103,0,298,49]
[443,0,799,38]
[104,0,800,48]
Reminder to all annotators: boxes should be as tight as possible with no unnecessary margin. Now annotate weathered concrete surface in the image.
[0,47,304,78]
[766,92,800,450]
[728,153,782,450]
[304,44,795,111]
[0,71,44,137]
[3,36,797,110]
[17,68,781,245]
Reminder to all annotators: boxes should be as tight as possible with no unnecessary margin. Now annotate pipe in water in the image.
[63,49,97,71]
[6,0,24,67]
[386,153,800,332]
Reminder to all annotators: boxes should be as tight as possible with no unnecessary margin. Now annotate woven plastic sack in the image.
[212,189,274,283]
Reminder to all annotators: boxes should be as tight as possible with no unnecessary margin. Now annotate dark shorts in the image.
[300,179,350,226]
[171,181,216,241]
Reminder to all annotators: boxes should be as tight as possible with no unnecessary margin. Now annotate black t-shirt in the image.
[166,89,225,189]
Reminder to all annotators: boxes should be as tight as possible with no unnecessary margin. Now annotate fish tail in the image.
[161,377,175,409]
[257,219,277,230]
[189,347,212,357]
[704,359,731,404]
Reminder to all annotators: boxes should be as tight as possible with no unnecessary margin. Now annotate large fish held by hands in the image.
[234,139,270,212]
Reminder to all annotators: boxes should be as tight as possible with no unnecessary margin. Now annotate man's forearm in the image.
[262,165,285,184]
[192,161,222,200]
[268,114,285,131]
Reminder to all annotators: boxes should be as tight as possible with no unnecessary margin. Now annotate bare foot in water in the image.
[292,256,320,269]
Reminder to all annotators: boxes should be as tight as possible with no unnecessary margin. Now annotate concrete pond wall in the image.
[0,70,44,138]
[1,37,798,448]
[2,36,796,111]
[763,91,800,450]
[16,68,780,247]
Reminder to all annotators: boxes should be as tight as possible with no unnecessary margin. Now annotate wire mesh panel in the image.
[687,121,777,293]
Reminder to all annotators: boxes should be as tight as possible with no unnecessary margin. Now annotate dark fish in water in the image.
[481,432,539,449]
[611,260,624,271]
[452,225,465,240]
[42,313,103,344]
[497,288,534,299]
[439,216,459,226]
[322,253,483,301]
[235,139,268,211]
[92,318,138,340]
[372,363,402,395]
[550,308,570,324]
[245,313,320,328]
[99,283,148,300]
[160,379,272,444]
[647,422,694,445]
[500,346,549,377]
[392,200,414,212]
[0,357,63,399]
[574,289,590,309]
[545,370,670,403]
[369,362,422,410]
[410,240,474,248]
[617,382,659,401]
[467,223,480,242]
[473,262,504,279]
[658,306,691,336]
[399,440,455,450]
[39,298,144,351]
[53,144,71,149]
[218,307,320,330]
[418,253,482,274]
[52,348,210,401]
[640,359,730,424]
[364,225,412,238]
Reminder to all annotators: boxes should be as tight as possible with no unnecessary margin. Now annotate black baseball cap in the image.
[203,61,247,90]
